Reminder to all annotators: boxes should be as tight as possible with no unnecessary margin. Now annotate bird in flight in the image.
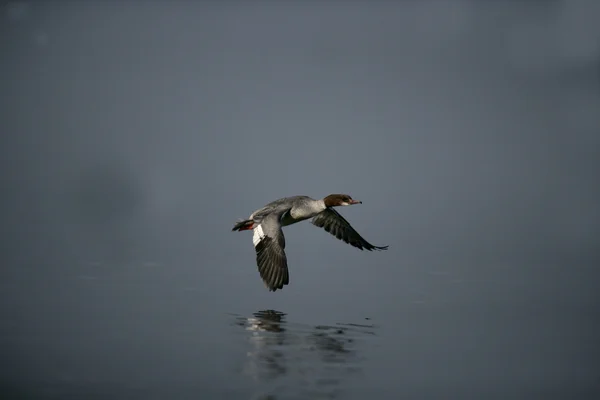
[232,194,388,291]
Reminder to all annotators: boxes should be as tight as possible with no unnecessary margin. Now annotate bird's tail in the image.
[232,219,255,232]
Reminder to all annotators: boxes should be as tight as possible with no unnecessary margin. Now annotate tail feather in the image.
[232,219,255,231]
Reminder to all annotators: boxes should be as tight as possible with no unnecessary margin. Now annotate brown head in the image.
[323,194,362,208]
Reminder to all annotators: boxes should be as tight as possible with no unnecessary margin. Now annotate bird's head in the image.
[323,194,362,207]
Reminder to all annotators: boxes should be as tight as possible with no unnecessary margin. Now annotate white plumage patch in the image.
[252,224,265,247]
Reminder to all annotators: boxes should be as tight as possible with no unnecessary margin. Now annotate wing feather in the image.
[252,214,290,291]
[311,208,388,251]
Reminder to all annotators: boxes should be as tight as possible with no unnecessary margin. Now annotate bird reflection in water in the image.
[233,310,376,399]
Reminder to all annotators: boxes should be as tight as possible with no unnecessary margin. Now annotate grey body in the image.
[249,196,326,227]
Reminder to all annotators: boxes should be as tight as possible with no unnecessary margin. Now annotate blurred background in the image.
[1,1,599,399]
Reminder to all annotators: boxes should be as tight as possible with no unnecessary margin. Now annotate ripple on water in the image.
[231,309,378,400]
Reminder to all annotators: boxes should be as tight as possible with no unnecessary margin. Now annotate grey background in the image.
[1,1,599,399]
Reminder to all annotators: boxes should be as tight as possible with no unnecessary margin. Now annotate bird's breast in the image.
[281,209,313,227]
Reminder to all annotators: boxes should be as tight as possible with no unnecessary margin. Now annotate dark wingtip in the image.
[364,244,388,251]
[265,282,285,292]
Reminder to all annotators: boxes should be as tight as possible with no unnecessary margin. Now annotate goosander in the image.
[232,194,388,291]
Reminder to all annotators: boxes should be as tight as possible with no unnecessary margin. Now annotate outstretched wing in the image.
[252,213,290,291]
[311,208,388,251]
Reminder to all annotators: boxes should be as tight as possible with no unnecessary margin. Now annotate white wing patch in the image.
[252,224,265,247]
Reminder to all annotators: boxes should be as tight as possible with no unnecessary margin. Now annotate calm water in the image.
[1,261,598,399]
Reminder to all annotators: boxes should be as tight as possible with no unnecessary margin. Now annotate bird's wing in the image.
[252,213,290,291]
[311,208,388,251]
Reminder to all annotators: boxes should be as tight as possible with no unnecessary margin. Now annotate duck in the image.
[232,194,388,291]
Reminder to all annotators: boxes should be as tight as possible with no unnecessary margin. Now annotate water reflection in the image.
[233,310,377,400]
